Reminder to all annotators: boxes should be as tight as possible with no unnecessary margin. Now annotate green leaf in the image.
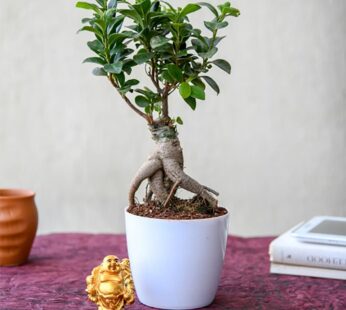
[87,40,104,53]
[81,17,92,23]
[212,59,231,74]
[176,116,183,125]
[204,21,215,31]
[180,4,201,18]
[93,18,106,33]
[217,2,240,17]
[161,70,175,83]
[191,78,206,90]
[213,36,226,46]
[108,0,117,9]
[104,62,123,74]
[83,57,106,65]
[198,47,218,59]
[122,59,136,74]
[179,82,191,99]
[116,48,134,60]
[142,0,152,13]
[217,21,229,29]
[117,9,143,26]
[184,97,197,110]
[223,7,240,17]
[217,2,230,13]
[78,26,103,37]
[110,43,125,57]
[109,33,129,46]
[107,16,125,34]
[176,50,188,57]
[201,76,220,94]
[191,38,209,53]
[78,25,94,33]
[204,21,228,31]
[150,36,170,49]
[76,2,101,13]
[115,72,125,86]
[135,87,156,100]
[191,85,205,100]
[133,0,151,16]
[153,102,162,113]
[125,79,140,86]
[166,64,183,82]
[105,7,116,15]
[198,2,219,17]
[92,67,107,76]
[133,51,154,64]
[144,105,152,114]
[96,0,106,7]
[118,86,132,94]
[135,95,150,108]
[160,0,175,11]
[150,1,160,12]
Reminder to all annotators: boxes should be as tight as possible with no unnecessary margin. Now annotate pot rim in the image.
[0,189,35,200]
[125,207,228,223]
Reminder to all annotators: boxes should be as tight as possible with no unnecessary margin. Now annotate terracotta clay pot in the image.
[0,189,38,266]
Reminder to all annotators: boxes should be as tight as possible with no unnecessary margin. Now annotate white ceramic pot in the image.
[125,209,229,309]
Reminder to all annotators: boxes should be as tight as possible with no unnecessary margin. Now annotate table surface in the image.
[0,234,345,310]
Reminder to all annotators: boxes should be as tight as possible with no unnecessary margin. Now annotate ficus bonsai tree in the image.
[77,0,239,213]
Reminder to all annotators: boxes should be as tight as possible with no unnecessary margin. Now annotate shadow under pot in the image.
[0,189,38,266]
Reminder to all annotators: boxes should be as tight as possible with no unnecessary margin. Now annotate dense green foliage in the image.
[76,0,239,122]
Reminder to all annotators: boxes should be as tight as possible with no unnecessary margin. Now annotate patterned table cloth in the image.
[0,234,345,310]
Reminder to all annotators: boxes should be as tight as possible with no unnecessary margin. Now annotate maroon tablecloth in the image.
[0,234,345,309]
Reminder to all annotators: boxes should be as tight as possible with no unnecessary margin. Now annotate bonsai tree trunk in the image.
[128,125,219,208]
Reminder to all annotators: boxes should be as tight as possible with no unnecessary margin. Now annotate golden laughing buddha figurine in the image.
[86,255,135,310]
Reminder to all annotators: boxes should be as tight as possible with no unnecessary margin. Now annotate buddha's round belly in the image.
[99,282,122,296]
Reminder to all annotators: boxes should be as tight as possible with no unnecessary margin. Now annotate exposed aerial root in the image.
[128,158,161,206]
[160,157,216,207]
[163,180,180,208]
[128,128,219,208]
[148,169,169,203]
[203,186,219,197]
[144,184,153,202]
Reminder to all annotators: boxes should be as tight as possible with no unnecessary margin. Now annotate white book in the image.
[270,262,346,280]
[269,224,346,270]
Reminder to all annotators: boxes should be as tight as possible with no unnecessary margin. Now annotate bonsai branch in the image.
[168,83,178,95]
[108,75,151,123]
[150,60,162,95]
[161,84,171,119]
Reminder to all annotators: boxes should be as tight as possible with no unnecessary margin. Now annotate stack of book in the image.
[269,224,346,280]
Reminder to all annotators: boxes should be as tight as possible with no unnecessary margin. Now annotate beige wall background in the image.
[0,0,345,236]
